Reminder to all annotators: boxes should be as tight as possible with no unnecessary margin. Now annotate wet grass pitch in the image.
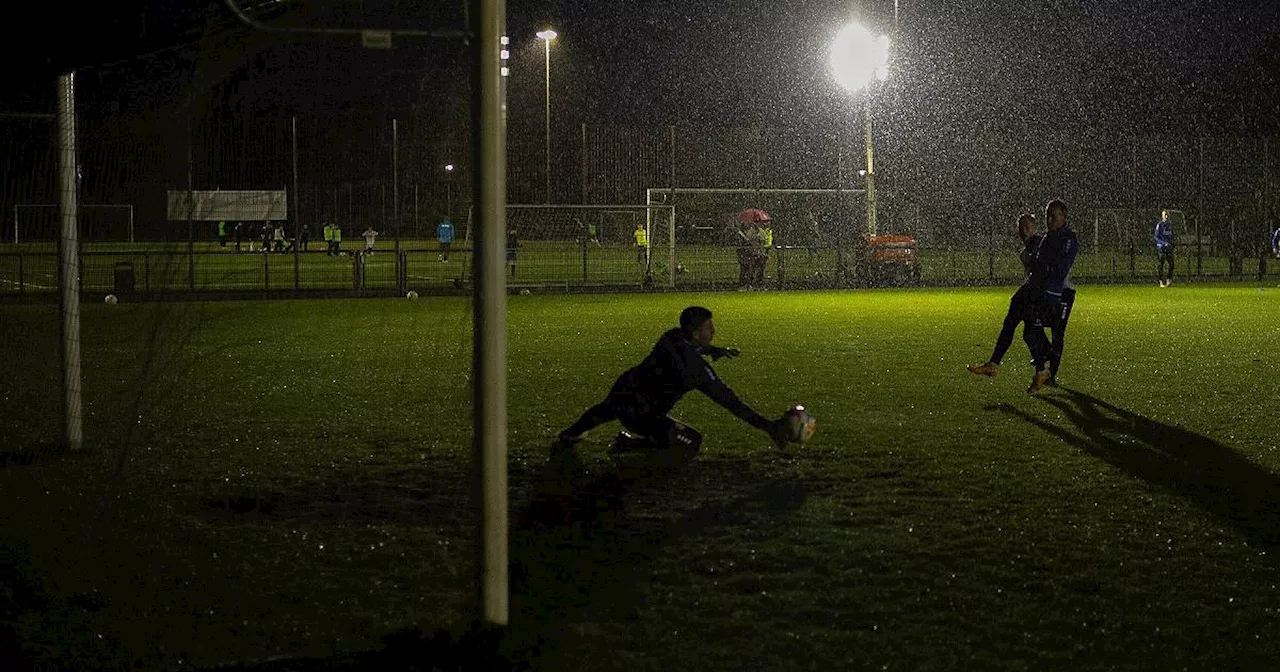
[2,282,1278,669]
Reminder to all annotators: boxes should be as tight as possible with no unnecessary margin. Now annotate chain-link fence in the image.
[4,104,1279,298]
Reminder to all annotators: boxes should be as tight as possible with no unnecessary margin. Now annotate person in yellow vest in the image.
[332,222,343,255]
[756,223,774,286]
[323,222,334,256]
[634,222,648,264]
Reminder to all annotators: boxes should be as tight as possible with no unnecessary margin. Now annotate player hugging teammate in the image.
[969,200,1078,392]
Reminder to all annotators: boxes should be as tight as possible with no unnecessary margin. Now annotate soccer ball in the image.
[520,288,531,296]
[406,290,419,300]
[675,263,687,274]
[781,405,816,444]
[104,294,118,305]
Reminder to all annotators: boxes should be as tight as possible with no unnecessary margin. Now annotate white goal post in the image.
[13,203,136,243]
[644,187,868,247]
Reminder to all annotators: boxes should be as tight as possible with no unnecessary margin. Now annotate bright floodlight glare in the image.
[536,29,557,41]
[445,164,455,172]
[830,23,890,93]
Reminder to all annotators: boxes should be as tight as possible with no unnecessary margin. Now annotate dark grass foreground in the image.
[3,446,832,672]
[239,449,830,672]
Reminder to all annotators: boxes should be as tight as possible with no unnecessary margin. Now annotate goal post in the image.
[645,187,868,244]
[13,204,135,243]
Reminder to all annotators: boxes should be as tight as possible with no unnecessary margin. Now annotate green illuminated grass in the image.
[2,283,1279,669]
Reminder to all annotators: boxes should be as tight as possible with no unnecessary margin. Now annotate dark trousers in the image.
[989,286,1030,366]
[564,398,677,447]
[1049,288,1075,376]
[637,245,646,264]
[752,251,768,285]
[1023,290,1074,372]
[1158,249,1175,280]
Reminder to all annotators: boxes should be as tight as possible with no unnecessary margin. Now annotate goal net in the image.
[1091,208,1189,252]
[644,187,868,248]
[462,204,677,287]
[12,204,136,243]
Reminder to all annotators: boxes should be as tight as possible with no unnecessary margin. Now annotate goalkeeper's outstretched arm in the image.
[696,371,787,446]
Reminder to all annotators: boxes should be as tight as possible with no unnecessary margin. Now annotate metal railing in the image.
[2,241,1276,299]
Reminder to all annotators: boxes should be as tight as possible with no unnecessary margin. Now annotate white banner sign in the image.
[166,190,289,221]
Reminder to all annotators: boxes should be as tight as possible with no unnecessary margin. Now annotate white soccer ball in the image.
[406,290,419,300]
[519,288,531,296]
[782,405,816,444]
[104,294,118,305]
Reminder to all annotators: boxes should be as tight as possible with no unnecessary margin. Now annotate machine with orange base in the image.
[855,234,921,286]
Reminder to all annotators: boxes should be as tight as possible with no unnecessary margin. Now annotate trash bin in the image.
[113,261,135,293]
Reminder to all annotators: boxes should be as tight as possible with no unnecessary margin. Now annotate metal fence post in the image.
[987,215,995,283]
[398,249,407,294]
[777,246,786,289]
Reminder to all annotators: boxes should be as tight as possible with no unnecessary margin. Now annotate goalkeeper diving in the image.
[555,306,792,454]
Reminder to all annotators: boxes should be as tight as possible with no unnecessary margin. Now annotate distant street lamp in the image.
[536,29,558,204]
[831,22,889,237]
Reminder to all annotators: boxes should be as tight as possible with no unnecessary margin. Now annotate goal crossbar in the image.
[646,188,868,196]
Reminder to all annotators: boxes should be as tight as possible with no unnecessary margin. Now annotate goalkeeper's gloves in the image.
[766,419,790,449]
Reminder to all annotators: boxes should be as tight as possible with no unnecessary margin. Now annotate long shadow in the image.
[989,387,1280,547]
[503,444,824,669]
[198,446,825,671]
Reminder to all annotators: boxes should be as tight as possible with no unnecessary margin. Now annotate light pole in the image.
[536,29,557,203]
[444,163,455,220]
[831,22,889,237]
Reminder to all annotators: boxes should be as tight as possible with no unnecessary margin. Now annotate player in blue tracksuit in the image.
[1155,210,1176,287]
[1271,225,1280,258]
[557,306,788,453]
[1024,199,1078,393]
[968,214,1043,377]
[437,219,454,262]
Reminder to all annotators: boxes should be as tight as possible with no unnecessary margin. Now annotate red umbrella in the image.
[736,208,772,223]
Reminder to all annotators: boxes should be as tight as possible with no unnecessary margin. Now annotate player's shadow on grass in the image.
[202,446,824,671]
[502,444,825,668]
[990,388,1280,547]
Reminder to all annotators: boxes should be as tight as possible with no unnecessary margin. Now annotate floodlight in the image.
[830,23,890,93]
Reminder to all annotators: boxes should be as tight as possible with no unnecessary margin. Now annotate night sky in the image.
[3,0,1275,129]
[2,0,1277,216]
